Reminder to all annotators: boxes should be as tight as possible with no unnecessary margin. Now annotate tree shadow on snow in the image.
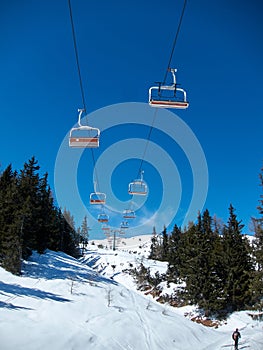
[80,255,101,268]
[0,281,71,304]
[0,300,33,310]
[22,251,118,286]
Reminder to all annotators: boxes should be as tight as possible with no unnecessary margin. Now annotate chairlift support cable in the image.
[137,1,187,176]
[136,108,158,179]
[128,0,187,208]
[163,0,187,85]
[68,0,86,112]
[68,0,103,197]
[148,0,188,109]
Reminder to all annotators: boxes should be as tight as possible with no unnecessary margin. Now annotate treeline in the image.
[136,168,263,318]
[0,157,89,275]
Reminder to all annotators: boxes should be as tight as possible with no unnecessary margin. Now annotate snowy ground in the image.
[1,234,262,350]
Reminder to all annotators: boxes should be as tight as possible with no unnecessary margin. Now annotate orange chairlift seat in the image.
[69,109,100,148]
[149,69,189,109]
[98,213,109,223]
[102,225,110,236]
[128,170,147,196]
[123,209,136,219]
[90,182,106,205]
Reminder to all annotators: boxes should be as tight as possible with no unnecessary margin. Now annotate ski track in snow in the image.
[129,289,152,350]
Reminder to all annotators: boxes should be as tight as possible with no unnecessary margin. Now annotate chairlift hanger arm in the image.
[77,108,85,126]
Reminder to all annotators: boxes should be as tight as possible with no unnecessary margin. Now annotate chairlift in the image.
[98,213,109,223]
[128,170,147,196]
[90,182,106,205]
[123,209,136,219]
[69,109,100,148]
[102,225,110,233]
[149,69,189,109]
[90,192,106,204]
[120,221,129,229]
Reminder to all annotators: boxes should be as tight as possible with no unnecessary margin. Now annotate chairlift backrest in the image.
[123,209,136,219]
[102,225,110,233]
[128,170,147,196]
[90,192,106,205]
[128,180,147,195]
[120,221,129,229]
[148,69,189,109]
[98,213,109,223]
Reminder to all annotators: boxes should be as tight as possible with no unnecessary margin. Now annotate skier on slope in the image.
[232,328,241,350]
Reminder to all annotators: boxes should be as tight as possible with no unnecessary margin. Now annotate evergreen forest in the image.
[133,168,263,317]
[0,157,263,318]
[0,157,89,275]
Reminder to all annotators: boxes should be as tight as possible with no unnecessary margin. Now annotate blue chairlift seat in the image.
[120,221,129,229]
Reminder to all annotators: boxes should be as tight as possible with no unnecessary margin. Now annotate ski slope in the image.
[1,235,262,350]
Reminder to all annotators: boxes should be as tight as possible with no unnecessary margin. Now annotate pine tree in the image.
[161,226,169,261]
[196,210,226,315]
[222,204,253,312]
[17,156,42,258]
[149,226,160,260]
[166,224,182,283]
[46,206,63,252]
[0,165,22,274]
[62,208,80,257]
[148,226,168,261]
[177,210,227,316]
[37,172,55,253]
[253,166,263,269]
[177,220,201,303]
[251,166,263,307]
[80,215,89,247]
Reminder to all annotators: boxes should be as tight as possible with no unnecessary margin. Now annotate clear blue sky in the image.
[1,0,262,238]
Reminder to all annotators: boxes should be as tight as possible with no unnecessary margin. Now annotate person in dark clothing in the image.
[232,328,241,349]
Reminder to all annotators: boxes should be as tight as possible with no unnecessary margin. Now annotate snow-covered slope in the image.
[1,235,262,350]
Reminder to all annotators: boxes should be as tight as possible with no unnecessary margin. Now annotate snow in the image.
[1,235,262,350]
